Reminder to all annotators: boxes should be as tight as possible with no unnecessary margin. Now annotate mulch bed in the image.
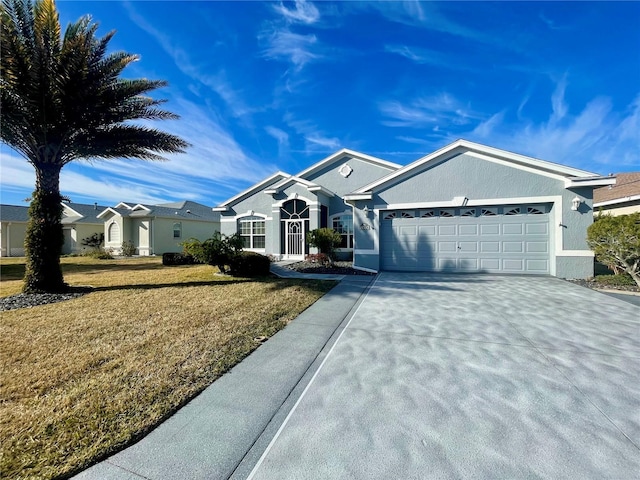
[284,261,375,276]
[567,278,639,293]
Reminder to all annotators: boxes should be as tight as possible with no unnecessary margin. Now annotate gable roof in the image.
[348,139,614,198]
[594,172,640,207]
[98,201,219,221]
[264,175,336,197]
[295,148,401,180]
[62,202,109,224]
[0,204,29,222]
[214,171,290,210]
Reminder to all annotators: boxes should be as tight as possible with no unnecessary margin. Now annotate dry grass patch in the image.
[0,257,336,479]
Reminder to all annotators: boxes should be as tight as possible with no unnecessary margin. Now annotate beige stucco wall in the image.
[595,204,640,216]
[152,218,219,254]
[63,223,104,254]
[0,221,28,257]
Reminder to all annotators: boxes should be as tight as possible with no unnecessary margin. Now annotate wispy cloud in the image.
[259,27,321,71]
[379,93,483,128]
[273,0,320,25]
[283,112,342,153]
[124,2,253,120]
[468,82,640,171]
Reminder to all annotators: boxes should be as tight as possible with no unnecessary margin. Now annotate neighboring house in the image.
[98,200,219,255]
[593,172,640,216]
[215,139,614,279]
[0,202,106,256]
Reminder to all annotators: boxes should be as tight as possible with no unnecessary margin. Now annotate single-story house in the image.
[98,200,220,255]
[215,139,615,279]
[1,201,106,256]
[593,172,640,216]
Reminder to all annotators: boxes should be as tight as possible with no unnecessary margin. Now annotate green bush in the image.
[587,212,640,287]
[121,240,136,257]
[230,251,271,277]
[594,274,636,287]
[181,232,243,274]
[84,248,113,260]
[162,252,197,266]
[307,228,342,260]
[81,233,104,250]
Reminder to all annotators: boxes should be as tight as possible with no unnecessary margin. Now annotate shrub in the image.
[587,212,640,287]
[230,251,271,277]
[306,228,342,261]
[594,274,636,287]
[81,232,104,250]
[181,232,243,274]
[84,248,113,260]
[121,240,136,257]
[162,252,197,266]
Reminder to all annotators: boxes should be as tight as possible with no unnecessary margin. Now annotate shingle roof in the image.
[62,202,109,224]
[0,205,29,222]
[101,201,219,221]
[594,172,640,204]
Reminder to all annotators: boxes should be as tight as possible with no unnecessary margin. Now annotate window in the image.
[420,210,435,218]
[527,206,545,215]
[461,208,476,217]
[332,214,353,249]
[504,207,521,216]
[401,211,415,218]
[239,216,266,249]
[481,208,497,216]
[383,212,396,219]
[108,222,120,243]
[439,209,454,217]
[173,222,182,238]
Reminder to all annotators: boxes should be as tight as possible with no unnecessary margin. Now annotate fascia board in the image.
[564,177,617,188]
[61,203,83,218]
[343,193,373,201]
[97,207,119,219]
[114,202,132,209]
[217,171,290,207]
[355,139,601,194]
[211,206,228,212]
[594,194,640,207]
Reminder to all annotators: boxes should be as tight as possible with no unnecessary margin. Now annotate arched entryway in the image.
[280,199,309,258]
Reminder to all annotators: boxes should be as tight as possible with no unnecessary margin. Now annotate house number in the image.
[360,223,372,230]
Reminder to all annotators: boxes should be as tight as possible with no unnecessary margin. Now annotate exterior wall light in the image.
[363,205,373,217]
[571,196,582,211]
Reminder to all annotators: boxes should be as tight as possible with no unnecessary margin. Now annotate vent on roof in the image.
[186,209,191,214]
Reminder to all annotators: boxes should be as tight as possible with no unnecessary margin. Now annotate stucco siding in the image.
[304,156,396,198]
[373,153,565,205]
[0,221,27,256]
[556,256,593,279]
[153,218,219,254]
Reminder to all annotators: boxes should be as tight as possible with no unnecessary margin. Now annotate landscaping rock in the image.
[0,287,92,311]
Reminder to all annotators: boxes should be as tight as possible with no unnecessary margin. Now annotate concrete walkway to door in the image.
[243,273,640,479]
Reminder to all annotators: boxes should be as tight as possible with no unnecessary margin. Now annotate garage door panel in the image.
[481,224,500,235]
[480,241,500,253]
[438,225,456,236]
[380,206,550,274]
[526,242,548,253]
[526,223,548,235]
[459,225,478,235]
[503,224,523,235]
[503,241,524,253]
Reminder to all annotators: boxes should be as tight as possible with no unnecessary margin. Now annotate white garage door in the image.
[380,205,550,274]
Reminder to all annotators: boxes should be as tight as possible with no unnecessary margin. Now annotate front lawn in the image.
[0,256,336,479]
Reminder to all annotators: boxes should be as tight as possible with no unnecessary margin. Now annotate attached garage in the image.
[380,204,551,274]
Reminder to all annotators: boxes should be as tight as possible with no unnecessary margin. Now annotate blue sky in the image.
[1,0,639,207]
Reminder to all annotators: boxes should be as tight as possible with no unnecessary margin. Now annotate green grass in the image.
[1,256,336,479]
[594,274,636,287]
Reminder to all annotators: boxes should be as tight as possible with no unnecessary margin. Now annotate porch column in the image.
[271,204,281,258]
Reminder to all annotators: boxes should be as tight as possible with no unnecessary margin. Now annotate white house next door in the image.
[286,220,304,258]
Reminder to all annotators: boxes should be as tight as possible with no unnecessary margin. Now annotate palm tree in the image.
[0,0,189,293]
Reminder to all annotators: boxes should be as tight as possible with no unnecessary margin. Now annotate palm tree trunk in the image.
[23,164,66,293]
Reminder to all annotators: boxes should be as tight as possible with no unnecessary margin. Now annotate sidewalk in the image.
[73,272,375,479]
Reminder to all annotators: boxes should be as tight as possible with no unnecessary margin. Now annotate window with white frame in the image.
[332,214,353,249]
[238,216,266,249]
[173,222,182,238]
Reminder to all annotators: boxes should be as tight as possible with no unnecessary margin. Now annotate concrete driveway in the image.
[245,273,640,479]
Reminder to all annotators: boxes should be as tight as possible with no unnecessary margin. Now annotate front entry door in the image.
[286,220,304,258]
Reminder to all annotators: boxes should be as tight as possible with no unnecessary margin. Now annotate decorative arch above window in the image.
[401,211,415,218]
[280,199,309,220]
[527,206,545,215]
[420,210,435,218]
[460,208,476,217]
[481,208,498,216]
[504,207,521,216]
[383,212,396,220]
[439,209,454,217]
